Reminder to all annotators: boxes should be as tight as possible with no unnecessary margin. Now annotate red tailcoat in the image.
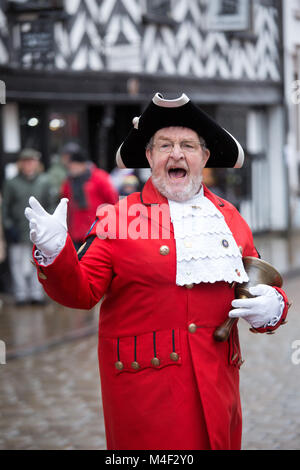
[34,179,289,450]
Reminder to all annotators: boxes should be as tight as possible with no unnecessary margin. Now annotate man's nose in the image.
[169,143,184,159]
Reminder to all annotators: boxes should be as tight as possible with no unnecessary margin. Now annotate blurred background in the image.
[0,0,300,451]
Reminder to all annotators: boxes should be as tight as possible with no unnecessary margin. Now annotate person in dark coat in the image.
[2,148,52,304]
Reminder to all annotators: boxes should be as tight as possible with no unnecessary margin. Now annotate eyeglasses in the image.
[152,140,204,154]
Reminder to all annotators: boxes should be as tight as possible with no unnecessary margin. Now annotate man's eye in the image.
[160,143,171,149]
[182,143,194,149]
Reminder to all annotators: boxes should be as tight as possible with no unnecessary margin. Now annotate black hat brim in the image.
[116,94,244,169]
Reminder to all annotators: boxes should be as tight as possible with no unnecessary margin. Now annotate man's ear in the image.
[145,148,153,169]
[203,148,210,166]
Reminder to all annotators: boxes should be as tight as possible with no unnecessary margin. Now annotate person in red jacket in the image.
[61,146,118,250]
[25,93,289,450]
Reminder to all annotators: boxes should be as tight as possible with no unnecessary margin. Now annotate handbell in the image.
[213,256,283,342]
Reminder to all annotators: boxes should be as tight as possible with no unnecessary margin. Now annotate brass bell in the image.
[214,256,283,342]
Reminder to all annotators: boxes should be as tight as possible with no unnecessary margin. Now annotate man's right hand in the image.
[24,197,68,258]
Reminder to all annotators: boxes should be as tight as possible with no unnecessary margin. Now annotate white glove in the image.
[228,284,284,329]
[24,196,68,258]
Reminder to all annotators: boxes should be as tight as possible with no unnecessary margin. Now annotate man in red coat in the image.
[61,146,118,250]
[25,93,289,450]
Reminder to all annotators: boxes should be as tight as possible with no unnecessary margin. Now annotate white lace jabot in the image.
[168,187,249,286]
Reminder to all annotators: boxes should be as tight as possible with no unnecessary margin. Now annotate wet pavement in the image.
[239,273,300,450]
[0,333,105,450]
[1,296,99,360]
[0,232,300,450]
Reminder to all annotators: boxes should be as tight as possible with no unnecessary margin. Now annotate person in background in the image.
[60,142,80,169]
[47,153,68,206]
[119,174,140,197]
[109,166,135,193]
[61,146,118,251]
[2,148,52,305]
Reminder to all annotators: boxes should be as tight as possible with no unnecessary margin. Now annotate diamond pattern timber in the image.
[0,0,9,65]
[0,0,282,81]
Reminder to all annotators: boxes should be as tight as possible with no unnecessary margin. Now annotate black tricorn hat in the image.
[116,93,244,169]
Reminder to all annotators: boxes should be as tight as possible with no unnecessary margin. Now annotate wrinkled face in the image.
[145,127,210,202]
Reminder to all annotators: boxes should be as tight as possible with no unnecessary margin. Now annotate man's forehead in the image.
[154,126,198,139]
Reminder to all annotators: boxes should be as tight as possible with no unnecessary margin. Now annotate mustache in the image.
[166,162,189,172]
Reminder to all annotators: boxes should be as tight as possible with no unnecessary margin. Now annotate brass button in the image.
[159,245,170,256]
[38,271,47,280]
[131,361,140,370]
[151,357,160,367]
[185,283,194,289]
[115,361,124,371]
[170,352,179,362]
[188,323,197,334]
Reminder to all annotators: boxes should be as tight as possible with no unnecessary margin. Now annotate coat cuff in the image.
[32,234,77,282]
[249,286,290,335]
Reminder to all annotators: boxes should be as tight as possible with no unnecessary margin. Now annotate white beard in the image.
[151,172,203,202]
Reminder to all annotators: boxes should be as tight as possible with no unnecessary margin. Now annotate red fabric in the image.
[33,178,289,450]
[61,165,118,243]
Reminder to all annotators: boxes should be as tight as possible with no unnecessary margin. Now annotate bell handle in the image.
[213,317,238,342]
[213,294,249,342]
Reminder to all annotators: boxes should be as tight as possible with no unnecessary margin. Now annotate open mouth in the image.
[168,168,187,179]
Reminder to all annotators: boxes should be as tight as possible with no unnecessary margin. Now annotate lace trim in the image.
[176,257,248,285]
[168,188,249,285]
[170,203,223,219]
[174,215,232,237]
[175,233,242,261]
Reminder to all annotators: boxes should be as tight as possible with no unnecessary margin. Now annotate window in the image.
[19,18,55,68]
[8,0,65,68]
[146,0,171,17]
[8,0,64,13]
[208,0,251,31]
[142,0,175,26]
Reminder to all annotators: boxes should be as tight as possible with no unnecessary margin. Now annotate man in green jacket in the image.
[2,148,53,305]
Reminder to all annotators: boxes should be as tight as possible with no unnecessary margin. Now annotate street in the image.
[0,273,299,450]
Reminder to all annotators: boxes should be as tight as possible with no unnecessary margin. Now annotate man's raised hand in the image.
[24,197,68,257]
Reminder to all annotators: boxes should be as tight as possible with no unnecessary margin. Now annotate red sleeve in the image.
[32,231,113,310]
